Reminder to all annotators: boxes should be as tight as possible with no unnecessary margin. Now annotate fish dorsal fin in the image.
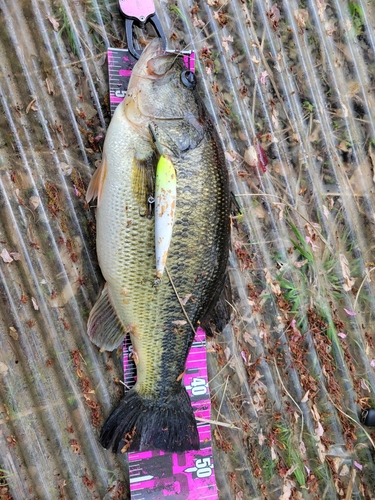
[86,156,107,205]
[87,284,126,351]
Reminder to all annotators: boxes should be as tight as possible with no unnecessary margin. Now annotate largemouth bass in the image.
[86,38,230,453]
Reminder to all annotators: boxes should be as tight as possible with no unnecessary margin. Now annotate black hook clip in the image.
[119,0,167,60]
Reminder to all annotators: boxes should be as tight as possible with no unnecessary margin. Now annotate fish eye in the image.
[180,70,196,89]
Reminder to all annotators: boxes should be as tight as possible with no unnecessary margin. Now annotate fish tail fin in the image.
[99,387,199,453]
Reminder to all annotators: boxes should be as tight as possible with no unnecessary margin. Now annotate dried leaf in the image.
[0,362,9,374]
[271,107,279,129]
[316,0,327,21]
[192,15,205,28]
[224,346,231,360]
[9,327,18,340]
[243,331,252,343]
[31,297,39,311]
[301,390,310,403]
[324,19,336,35]
[258,429,266,446]
[346,81,361,98]
[260,71,268,85]
[272,202,285,220]
[271,446,277,460]
[29,196,41,210]
[59,162,72,176]
[294,9,309,28]
[26,98,37,114]
[181,294,192,306]
[264,268,281,295]
[47,16,60,32]
[224,150,237,163]
[9,252,21,261]
[253,371,264,384]
[264,268,272,284]
[280,479,294,500]
[317,441,326,463]
[311,404,321,422]
[251,56,260,64]
[221,35,233,53]
[340,464,350,476]
[337,140,350,152]
[285,464,298,477]
[305,236,319,252]
[1,248,13,263]
[315,421,324,437]
[243,332,257,347]
[345,18,352,31]
[322,205,330,219]
[294,259,308,269]
[267,4,281,30]
[244,145,258,167]
[360,379,370,392]
[339,253,355,291]
[45,77,55,95]
[172,320,187,326]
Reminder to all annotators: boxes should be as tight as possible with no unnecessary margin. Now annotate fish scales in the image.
[86,39,230,453]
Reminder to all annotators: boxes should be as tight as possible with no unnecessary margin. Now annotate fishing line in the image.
[165,265,196,335]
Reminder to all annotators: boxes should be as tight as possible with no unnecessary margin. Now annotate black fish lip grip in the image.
[119,0,167,60]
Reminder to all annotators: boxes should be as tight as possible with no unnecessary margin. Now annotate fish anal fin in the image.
[87,284,125,351]
[86,156,107,205]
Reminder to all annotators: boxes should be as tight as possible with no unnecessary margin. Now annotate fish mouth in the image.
[135,38,167,78]
[123,38,182,134]
[132,38,180,80]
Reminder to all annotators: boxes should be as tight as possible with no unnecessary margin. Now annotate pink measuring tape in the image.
[124,328,217,499]
[107,42,217,499]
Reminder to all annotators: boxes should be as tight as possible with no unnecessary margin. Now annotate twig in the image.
[353,266,375,312]
[345,467,356,500]
[273,360,304,446]
[217,375,229,421]
[235,192,334,254]
[195,416,240,430]
[326,393,375,449]
[209,356,234,385]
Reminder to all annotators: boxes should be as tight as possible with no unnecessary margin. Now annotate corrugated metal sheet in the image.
[0,0,375,498]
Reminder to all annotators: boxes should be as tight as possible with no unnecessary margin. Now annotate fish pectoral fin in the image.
[86,156,107,205]
[132,151,156,208]
[87,284,125,351]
